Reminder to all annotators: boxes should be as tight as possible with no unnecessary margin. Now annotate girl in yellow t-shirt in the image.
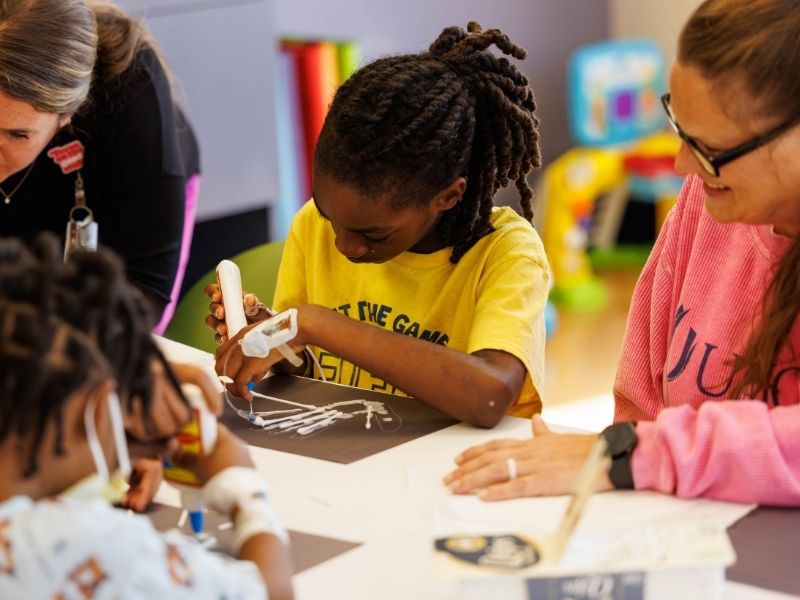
[207,23,549,428]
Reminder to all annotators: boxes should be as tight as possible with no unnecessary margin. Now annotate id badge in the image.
[64,207,99,260]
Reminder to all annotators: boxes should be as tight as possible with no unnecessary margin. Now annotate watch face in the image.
[603,422,637,457]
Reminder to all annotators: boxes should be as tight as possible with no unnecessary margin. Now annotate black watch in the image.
[599,422,638,489]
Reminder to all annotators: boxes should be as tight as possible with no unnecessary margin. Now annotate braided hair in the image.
[0,234,166,476]
[314,22,541,263]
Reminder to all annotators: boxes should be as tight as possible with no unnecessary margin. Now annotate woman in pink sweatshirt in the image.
[444,0,800,506]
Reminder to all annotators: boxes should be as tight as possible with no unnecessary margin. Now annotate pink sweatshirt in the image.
[614,175,800,505]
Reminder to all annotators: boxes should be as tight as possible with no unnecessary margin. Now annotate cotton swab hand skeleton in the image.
[223,388,400,437]
[214,283,402,437]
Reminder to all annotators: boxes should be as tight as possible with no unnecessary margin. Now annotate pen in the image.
[550,436,611,562]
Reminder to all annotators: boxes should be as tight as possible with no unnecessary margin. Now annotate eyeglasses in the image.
[661,93,799,177]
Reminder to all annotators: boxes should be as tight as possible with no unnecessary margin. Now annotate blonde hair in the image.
[0,0,159,115]
[679,0,800,400]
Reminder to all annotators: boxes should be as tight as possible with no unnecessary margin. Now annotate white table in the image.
[155,336,795,600]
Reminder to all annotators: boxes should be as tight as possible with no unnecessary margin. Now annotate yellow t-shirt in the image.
[273,201,549,417]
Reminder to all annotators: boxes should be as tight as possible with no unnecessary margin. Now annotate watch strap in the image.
[600,422,637,489]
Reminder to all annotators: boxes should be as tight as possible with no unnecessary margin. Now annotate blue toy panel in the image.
[568,39,667,146]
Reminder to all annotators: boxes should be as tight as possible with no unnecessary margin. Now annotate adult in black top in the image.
[0,0,199,321]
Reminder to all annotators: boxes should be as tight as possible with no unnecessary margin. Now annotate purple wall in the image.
[274,0,611,164]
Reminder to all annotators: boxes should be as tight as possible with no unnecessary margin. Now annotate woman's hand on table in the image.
[443,415,613,500]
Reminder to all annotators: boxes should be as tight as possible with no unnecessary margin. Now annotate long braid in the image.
[315,21,541,263]
[0,234,163,475]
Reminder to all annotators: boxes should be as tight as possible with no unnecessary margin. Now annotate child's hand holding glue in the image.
[162,383,219,536]
[164,410,288,551]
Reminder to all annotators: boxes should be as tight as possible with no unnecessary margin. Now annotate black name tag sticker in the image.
[435,534,540,570]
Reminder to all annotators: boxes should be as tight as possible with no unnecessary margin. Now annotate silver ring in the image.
[506,457,518,481]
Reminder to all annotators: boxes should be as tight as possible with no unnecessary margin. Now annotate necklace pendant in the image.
[0,161,36,206]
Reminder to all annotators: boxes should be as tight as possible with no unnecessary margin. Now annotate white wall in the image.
[610,0,702,66]
[120,0,280,220]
